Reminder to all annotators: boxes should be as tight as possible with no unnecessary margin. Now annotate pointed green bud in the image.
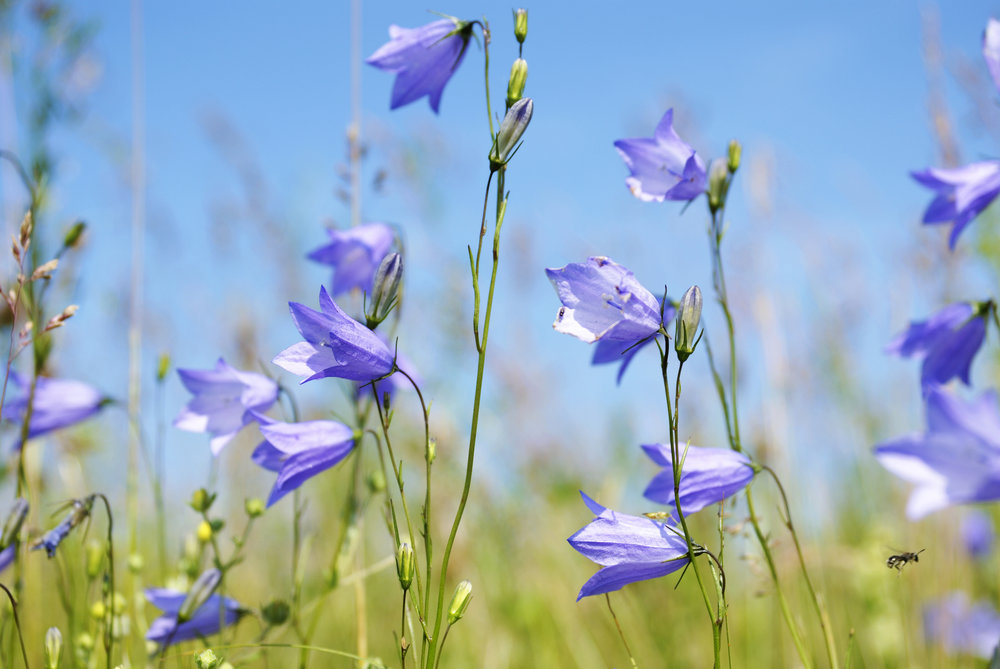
[727,139,741,173]
[45,627,62,669]
[177,569,221,623]
[447,580,472,624]
[85,540,103,578]
[195,649,223,669]
[366,470,386,494]
[506,58,528,109]
[396,543,415,591]
[189,488,215,513]
[261,599,291,626]
[62,221,86,249]
[156,352,170,382]
[513,8,528,43]
[426,438,437,465]
[368,252,403,327]
[707,158,728,213]
[674,285,703,362]
[489,98,533,170]
[0,497,28,548]
[245,497,265,518]
[128,552,144,573]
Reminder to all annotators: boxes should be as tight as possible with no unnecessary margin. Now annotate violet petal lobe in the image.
[911,162,1000,249]
[145,589,244,647]
[3,373,104,447]
[255,418,356,507]
[641,443,755,515]
[614,108,706,202]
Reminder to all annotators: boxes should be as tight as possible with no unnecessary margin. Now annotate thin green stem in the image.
[605,594,639,669]
[0,584,28,669]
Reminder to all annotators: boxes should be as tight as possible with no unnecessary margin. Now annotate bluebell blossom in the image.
[924,592,1000,659]
[591,301,674,384]
[145,588,245,647]
[546,257,661,346]
[33,496,93,557]
[174,358,279,455]
[251,414,357,507]
[567,492,691,600]
[367,17,473,113]
[273,286,395,383]
[614,109,706,202]
[642,443,755,515]
[874,388,1000,519]
[912,162,1000,249]
[306,223,395,297]
[3,373,105,447]
[886,302,988,396]
[962,510,994,559]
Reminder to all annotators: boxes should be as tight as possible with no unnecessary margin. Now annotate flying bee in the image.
[886,548,924,572]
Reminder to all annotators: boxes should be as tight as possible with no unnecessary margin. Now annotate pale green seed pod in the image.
[396,543,415,591]
[513,8,528,43]
[85,540,103,578]
[245,497,265,518]
[727,139,742,173]
[447,580,473,624]
[707,158,728,213]
[506,58,528,109]
[195,649,223,669]
[674,286,703,362]
[45,627,62,669]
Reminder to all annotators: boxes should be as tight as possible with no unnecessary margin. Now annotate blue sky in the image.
[2,1,1000,516]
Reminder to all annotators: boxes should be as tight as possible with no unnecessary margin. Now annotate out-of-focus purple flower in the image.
[591,302,674,384]
[174,358,279,456]
[367,17,473,113]
[251,414,357,507]
[306,223,395,297]
[984,19,1000,94]
[912,162,1000,249]
[3,373,105,447]
[546,256,661,348]
[614,108,707,202]
[32,495,93,557]
[0,497,27,573]
[273,286,394,384]
[145,588,245,648]
[924,592,1000,659]
[874,388,1000,519]
[962,510,994,559]
[642,443,755,515]
[567,492,691,601]
[0,544,14,573]
[886,302,988,395]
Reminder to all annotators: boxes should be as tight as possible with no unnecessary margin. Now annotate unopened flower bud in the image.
[489,98,533,170]
[156,353,170,382]
[368,252,403,326]
[245,497,265,518]
[513,8,528,43]
[506,58,528,109]
[178,569,222,623]
[195,649,223,669]
[90,600,105,620]
[196,521,213,544]
[261,599,291,626]
[128,552,144,573]
[0,497,28,548]
[396,543,415,591]
[447,580,472,624]
[366,470,386,494]
[674,285,703,362]
[45,627,62,669]
[63,221,86,249]
[727,140,741,173]
[85,540,103,578]
[190,488,215,513]
[707,158,728,213]
[426,438,436,465]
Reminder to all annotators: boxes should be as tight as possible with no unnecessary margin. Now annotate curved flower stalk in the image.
[874,387,1000,519]
[614,108,707,202]
[641,443,755,515]
[306,222,395,296]
[3,373,106,448]
[367,17,474,113]
[886,301,989,395]
[273,286,394,383]
[567,492,691,600]
[174,358,279,455]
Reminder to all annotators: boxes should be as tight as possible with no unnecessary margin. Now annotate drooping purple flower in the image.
[912,162,1000,249]
[546,256,661,345]
[32,495,93,557]
[3,373,105,447]
[567,492,691,601]
[367,17,473,113]
[874,388,1000,519]
[886,301,988,395]
[642,443,755,515]
[306,223,395,297]
[924,592,1000,659]
[251,414,357,507]
[174,358,279,456]
[984,19,1000,94]
[273,286,395,384]
[614,108,707,202]
[145,588,245,648]
[359,349,419,403]
[591,301,675,384]
[962,509,994,559]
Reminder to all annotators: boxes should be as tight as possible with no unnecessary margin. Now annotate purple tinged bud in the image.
[506,58,528,109]
[447,580,472,624]
[513,9,528,43]
[177,569,222,623]
[368,252,403,327]
[674,285,702,362]
[490,98,533,170]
